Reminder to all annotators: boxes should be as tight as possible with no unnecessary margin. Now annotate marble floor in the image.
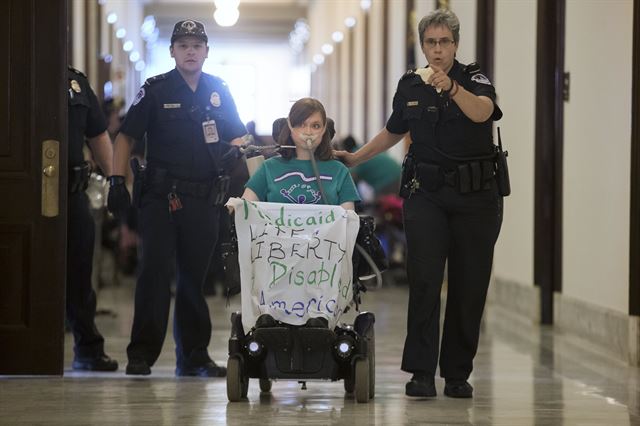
[1,279,640,425]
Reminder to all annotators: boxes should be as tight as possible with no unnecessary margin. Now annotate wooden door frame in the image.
[534,0,565,325]
[630,0,640,316]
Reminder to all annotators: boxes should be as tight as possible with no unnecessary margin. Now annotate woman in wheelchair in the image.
[241,98,359,210]
[240,97,361,328]
[226,98,378,403]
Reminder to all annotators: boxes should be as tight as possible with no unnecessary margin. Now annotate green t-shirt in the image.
[351,149,402,193]
[246,157,360,205]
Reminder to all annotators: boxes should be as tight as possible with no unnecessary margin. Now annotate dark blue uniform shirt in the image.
[68,67,107,167]
[386,60,502,166]
[120,68,246,180]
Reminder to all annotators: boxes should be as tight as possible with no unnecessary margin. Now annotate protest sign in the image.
[226,198,360,330]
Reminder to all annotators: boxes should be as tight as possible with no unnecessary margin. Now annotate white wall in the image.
[492,0,537,288]
[563,0,633,313]
[449,0,477,64]
[100,0,145,104]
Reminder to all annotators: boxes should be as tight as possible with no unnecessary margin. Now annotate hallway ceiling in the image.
[144,0,309,43]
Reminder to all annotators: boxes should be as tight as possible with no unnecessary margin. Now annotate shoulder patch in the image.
[464,62,481,75]
[68,66,87,78]
[471,73,492,85]
[144,72,169,87]
[132,88,145,106]
[400,69,416,81]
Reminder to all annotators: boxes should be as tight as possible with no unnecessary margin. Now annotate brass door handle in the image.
[42,140,59,217]
[43,165,57,177]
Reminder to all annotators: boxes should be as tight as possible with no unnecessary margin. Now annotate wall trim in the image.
[488,277,540,322]
[489,278,637,365]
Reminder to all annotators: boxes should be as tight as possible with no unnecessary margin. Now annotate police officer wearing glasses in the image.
[108,19,247,377]
[67,66,118,372]
[336,9,503,398]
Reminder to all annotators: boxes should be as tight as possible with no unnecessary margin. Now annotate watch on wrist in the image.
[109,175,126,186]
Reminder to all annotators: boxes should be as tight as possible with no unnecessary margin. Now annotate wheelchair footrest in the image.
[253,327,337,378]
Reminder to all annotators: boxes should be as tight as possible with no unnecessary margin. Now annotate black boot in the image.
[444,379,473,398]
[405,373,436,397]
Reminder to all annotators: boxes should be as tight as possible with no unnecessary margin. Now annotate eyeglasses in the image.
[424,38,454,49]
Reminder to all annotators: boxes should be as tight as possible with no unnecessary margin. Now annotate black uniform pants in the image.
[66,191,105,358]
[127,192,220,369]
[401,182,502,380]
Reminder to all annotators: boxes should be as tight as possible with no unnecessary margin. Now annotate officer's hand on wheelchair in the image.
[107,175,131,220]
[333,150,356,167]
[220,144,243,171]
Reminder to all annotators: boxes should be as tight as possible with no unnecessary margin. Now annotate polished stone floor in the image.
[1,280,640,425]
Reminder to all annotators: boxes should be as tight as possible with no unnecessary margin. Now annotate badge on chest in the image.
[203,119,219,143]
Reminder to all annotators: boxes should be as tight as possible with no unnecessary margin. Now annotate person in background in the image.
[108,19,246,377]
[336,9,503,399]
[67,66,118,372]
[340,135,402,200]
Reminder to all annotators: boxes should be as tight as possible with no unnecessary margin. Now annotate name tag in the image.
[203,120,219,143]
[407,101,419,106]
[163,103,181,109]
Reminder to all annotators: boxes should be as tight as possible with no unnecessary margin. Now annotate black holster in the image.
[399,153,417,199]
[69,162,91,193]
[209,175,230,206]
[130,158,146,207]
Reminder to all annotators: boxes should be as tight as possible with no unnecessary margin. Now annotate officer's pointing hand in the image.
[107,175,131,221]
[428,65,453,93]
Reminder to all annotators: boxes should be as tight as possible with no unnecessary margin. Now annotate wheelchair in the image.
[224,215,385,403]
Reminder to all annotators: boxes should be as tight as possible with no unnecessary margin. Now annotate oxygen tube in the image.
[240,120,384,289]
[296,124,383,290]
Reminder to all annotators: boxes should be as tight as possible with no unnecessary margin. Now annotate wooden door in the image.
[0,0,67,375]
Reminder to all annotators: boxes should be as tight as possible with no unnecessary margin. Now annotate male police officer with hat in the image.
[108,19,247,377]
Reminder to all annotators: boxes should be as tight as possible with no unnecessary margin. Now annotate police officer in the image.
[67,66,118,371]
[336,9,503,398]
[108,19,246,377]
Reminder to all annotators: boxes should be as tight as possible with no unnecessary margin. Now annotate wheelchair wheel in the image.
[259,378,272,393]
[354,357,370,403]
[227,357,247,402]
[343,375,354,393]
[368,330,376,399]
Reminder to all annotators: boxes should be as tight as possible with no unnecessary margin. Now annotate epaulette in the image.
[463,62,481,75]
[400,69,417,81]
[143,72,170,86]
[204,73,227,88]
[68,66,86,78]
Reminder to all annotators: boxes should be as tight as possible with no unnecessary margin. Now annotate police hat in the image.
[171,19,208,44]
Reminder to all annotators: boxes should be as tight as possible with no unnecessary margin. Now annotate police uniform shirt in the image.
[119,68,246,180]
[68,67,108,167]
[386,60,502,164]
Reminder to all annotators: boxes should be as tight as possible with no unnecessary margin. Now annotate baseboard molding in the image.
[488,276,640,365]
[487,276,540,323]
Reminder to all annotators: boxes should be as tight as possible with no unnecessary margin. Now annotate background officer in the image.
[67,66,118,371]
[108,19,246,377]
[336,9,503,398]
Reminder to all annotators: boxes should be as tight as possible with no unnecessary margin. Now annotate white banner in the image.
[227,198,360,330]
